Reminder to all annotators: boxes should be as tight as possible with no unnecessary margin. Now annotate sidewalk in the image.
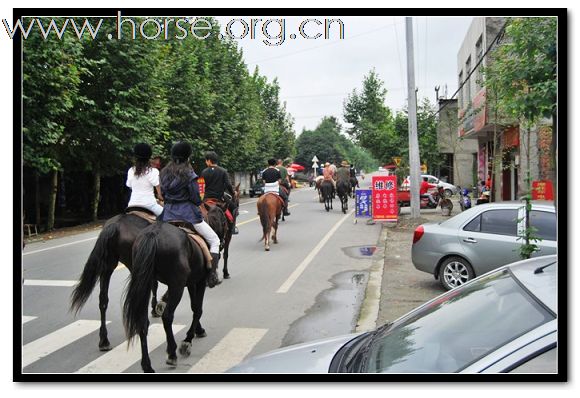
[374,205,462,327]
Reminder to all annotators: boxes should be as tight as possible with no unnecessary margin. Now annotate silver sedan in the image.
[227,255,558,374]
[411,201,557,290]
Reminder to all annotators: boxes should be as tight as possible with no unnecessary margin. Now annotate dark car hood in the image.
[225,333,360,373]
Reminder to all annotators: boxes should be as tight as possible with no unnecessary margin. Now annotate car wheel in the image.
[445,189,453,198]
[438,256,474,290]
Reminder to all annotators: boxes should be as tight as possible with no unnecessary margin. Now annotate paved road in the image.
[21,176,384,374]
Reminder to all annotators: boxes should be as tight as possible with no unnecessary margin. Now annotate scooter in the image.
[458,188,472,211]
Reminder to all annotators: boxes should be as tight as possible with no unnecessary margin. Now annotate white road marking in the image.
[239,199,258,206]
[187,328,268,373]
[23,280,77,287]
[22,316,37,324]
[76,323,186,373]
[23,236,98,256]
[22,320,106,368]
[277,209,355,293]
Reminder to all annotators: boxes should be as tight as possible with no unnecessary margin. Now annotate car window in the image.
[508,347,558,373]
[480,209,518,236]
[463,215,481,232]
[529,211,557,241]
[364,270,554,373]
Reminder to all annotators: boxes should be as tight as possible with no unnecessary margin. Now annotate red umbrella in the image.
[286,167,297,174]
[289,163,305,171]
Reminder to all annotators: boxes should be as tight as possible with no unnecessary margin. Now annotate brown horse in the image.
[257,193,283,251]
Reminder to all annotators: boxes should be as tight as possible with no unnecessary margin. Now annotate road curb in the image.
[354,224,388,333]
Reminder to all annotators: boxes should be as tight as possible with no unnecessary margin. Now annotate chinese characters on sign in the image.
[531,180,554,201]
[371,175,398,222]
[355,189,372,218]
[198,177,205,199]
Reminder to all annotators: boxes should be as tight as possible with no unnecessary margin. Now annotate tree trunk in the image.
[46,169,58,231]
[34,171,41,227]
[92,171,101,222]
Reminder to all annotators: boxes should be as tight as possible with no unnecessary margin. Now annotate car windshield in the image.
[362,269,554,373]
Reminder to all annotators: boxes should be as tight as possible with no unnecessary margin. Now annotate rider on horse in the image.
[201,151,239,235]
[262,158,290,216]
[126,143,164,216]
[276,159,292,216]
[159,141,221,288]
[336,160,350,183]
[323,161,336,197]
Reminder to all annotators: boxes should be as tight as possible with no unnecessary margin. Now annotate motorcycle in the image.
[397,187,441,212]
[458,187,472,211]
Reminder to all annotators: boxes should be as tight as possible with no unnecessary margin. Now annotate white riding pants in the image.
[193,220,220,254]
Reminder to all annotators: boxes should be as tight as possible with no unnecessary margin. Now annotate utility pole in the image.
[406,17,421,218]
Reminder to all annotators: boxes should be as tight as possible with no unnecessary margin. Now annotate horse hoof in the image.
[155,301,166,317]
[179,341,192,357]
[144,367,155,373]
[265,247,270,251]
[196,329,207,338]
[166,356,178,367]
[223,273,230,279]
[99,343,112,352]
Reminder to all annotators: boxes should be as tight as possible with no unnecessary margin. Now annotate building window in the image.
[465,56,472,107]
[458,71,463,109]
[475,35,483,90]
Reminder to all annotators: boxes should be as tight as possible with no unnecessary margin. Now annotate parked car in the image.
[249,179,265,198]
[412,201,557,290]
[401,174,458,196]
[226,255,558,373]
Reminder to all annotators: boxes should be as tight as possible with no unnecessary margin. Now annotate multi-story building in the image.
[436,98,478,189]
[456,17,554,201]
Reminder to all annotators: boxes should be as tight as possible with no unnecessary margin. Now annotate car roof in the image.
[506,255,558,314]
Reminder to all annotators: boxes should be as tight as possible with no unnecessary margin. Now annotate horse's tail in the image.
[123,225,159,345]
[70,221,118,315]
[258,199,270,242]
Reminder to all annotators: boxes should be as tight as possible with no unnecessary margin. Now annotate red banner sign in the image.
[532,180,554,201]
[372,175,398,222]
[198,177,205,199]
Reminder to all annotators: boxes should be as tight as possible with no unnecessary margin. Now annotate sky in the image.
[217,16,474,134]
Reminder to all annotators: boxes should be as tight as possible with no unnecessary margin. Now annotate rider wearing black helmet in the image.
[126,143,164,216]
[160,141,221,288]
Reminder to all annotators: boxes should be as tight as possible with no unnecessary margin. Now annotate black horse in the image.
[320,180,334,212]
[123,222,212,373]
[336,179,351,214]
[70,212,162,351]
[349,176,359,198]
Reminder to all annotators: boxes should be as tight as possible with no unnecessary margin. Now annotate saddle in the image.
[125,207,157,223]
[167,221,213,269]
[264,192,286,208]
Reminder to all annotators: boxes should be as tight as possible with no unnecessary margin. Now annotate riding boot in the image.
[283,200,291,216]
[207,253,221,288]
[232,225,239,235]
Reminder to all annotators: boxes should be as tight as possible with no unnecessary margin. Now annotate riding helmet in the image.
[171,141,192,162]
[133,143,152,160]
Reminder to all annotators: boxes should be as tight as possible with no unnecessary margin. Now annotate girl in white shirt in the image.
[126,143,164,216]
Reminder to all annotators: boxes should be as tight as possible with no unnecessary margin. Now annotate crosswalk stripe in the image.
[22,320,106,368]
[187,327,268,373]
[22,316,37,324]
[76,323,186,373]
[23,279,77,287]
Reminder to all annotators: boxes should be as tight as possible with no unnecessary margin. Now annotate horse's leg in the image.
[162,285,184,367]
[272,213,279,244]
[151,280,160,318]
[139,318,155,373]
[222,232,231,279]
[155,288,168,317]
[180,281,207,357]
[98,267,115,351]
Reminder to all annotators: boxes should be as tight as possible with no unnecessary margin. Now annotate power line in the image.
[434,19,509,118]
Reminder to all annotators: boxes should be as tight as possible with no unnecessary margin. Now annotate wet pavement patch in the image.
[282,270,369,347]
[341,245,384,259]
